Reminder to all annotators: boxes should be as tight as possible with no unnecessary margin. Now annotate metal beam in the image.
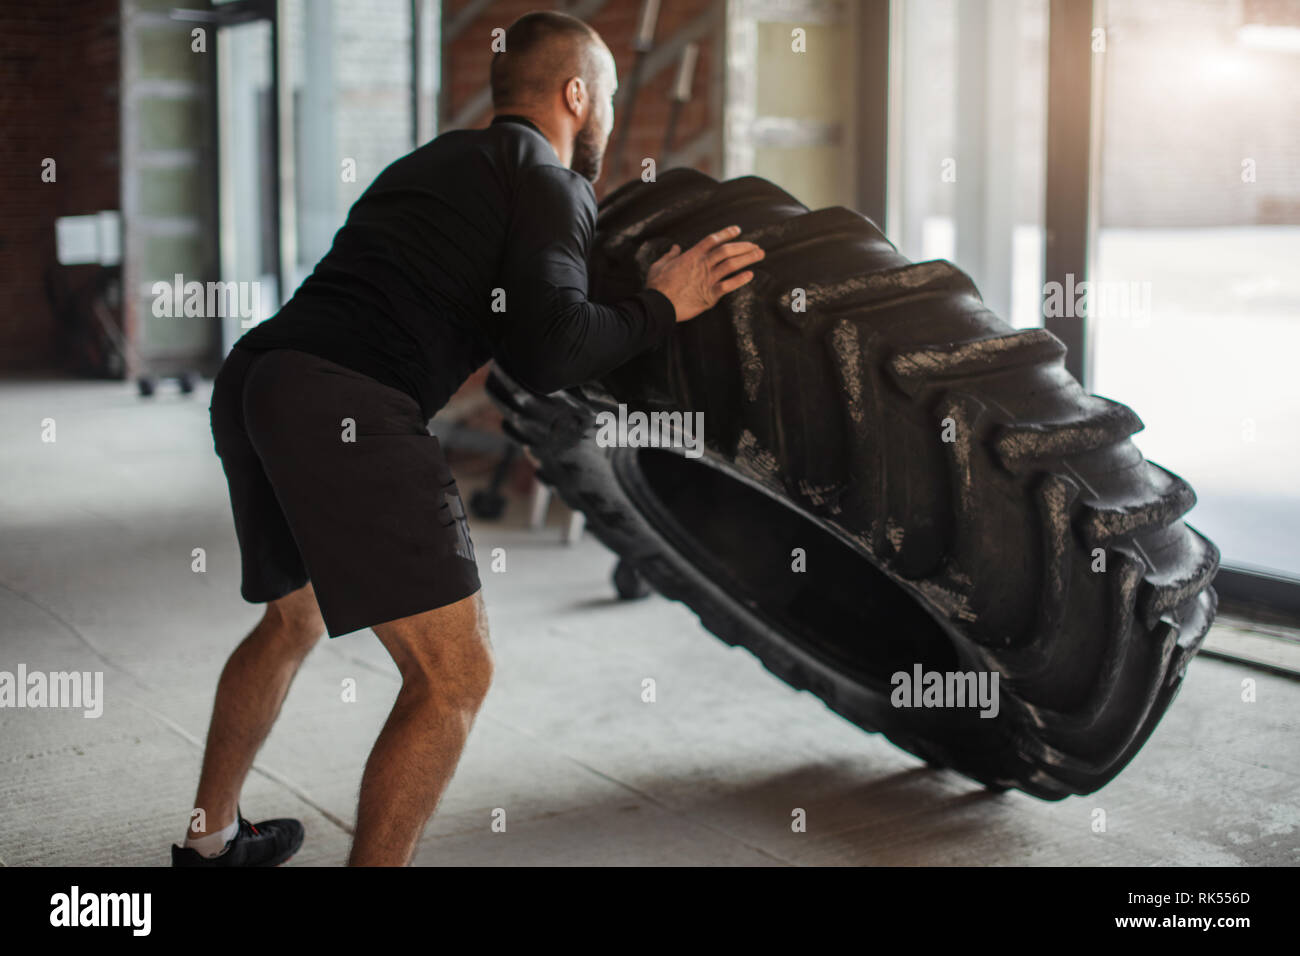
[1043,0,1094,385]
[1214,567,1300,629]
[854,0,889,229]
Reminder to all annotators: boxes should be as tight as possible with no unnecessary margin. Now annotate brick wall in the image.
[0,0,120,373]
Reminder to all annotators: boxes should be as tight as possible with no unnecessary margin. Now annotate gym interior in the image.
[2,0,1298,870]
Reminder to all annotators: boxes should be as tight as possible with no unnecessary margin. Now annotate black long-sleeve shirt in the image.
[234,114,677,419]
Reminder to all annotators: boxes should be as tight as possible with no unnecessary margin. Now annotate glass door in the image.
[1089,0,1300,583]
[212,1,286,354]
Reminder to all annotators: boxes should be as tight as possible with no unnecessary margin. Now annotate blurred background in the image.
[4,0,1297,614]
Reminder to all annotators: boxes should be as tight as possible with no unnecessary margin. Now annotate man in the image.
[177,10,764,867]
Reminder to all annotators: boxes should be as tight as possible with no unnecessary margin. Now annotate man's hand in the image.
[646,225,765,323]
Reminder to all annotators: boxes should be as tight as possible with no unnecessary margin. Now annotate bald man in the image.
[182,10,764,867]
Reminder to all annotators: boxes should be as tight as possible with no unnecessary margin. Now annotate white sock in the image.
[181,816,239,858]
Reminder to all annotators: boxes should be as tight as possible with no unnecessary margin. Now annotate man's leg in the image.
[348,589,493,866]
[187,581,325,840]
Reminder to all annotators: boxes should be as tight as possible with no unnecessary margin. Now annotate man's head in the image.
[490,11,617,183]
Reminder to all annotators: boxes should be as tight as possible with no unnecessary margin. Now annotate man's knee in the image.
[443,639,493,709]
[376,591,493,708]
[264,582,326,650]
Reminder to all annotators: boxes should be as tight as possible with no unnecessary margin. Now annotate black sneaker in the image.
[171,809,304,867]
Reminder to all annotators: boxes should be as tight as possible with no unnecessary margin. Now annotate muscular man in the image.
[176,10,764,867]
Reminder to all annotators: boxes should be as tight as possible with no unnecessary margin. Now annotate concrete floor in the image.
[1,377,1297,866]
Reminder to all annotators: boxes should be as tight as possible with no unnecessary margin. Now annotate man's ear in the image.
[565,76,587,119]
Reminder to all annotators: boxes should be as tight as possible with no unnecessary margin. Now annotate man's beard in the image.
[571,117,604,183]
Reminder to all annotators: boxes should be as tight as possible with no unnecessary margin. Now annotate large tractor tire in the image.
[489,169,1219,800]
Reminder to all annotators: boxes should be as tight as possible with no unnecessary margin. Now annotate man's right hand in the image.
[646,225,765,323]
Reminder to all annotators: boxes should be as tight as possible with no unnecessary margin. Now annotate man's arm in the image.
[490,164,677,394]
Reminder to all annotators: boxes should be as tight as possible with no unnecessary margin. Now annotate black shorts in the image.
[209,346,481,637]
